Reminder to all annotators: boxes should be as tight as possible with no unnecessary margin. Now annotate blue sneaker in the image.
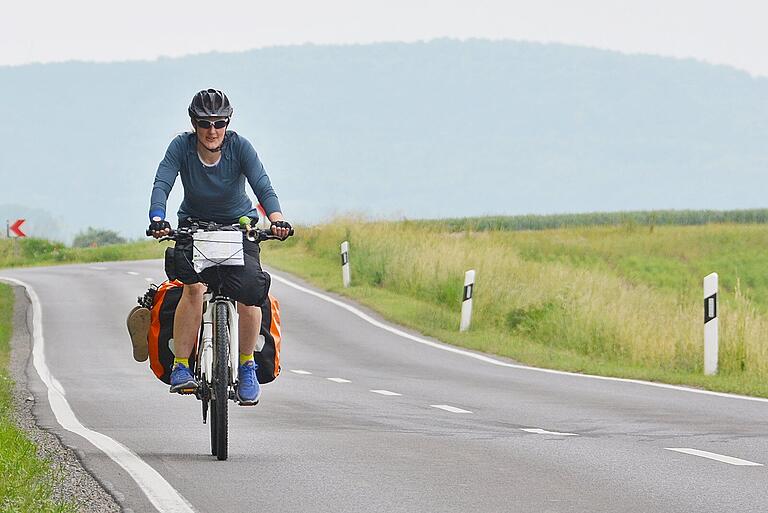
[237,361,261,405]
[169,363,198,393]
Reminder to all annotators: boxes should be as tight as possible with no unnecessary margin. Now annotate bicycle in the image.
[148,219,292,460]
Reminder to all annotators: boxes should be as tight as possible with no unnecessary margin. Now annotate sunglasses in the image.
[195,118,229,129]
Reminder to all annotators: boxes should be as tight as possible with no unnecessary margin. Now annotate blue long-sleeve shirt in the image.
[149,131,282,223]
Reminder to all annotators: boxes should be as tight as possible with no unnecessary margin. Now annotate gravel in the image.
[8,285,122,513]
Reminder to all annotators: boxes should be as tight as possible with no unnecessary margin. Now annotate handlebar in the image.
[146,221,294,243]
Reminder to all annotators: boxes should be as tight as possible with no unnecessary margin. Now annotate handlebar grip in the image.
[249,227,295,241]
[146,228,175,237]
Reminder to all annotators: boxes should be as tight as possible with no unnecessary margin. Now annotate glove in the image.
[270,220,293,239]
[149,217,171,233]
[270,220,292,231]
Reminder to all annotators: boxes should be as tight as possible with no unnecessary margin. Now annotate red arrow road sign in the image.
[9,219,26,237]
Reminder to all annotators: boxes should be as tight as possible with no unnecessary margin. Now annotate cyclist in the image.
[141,88,290,405]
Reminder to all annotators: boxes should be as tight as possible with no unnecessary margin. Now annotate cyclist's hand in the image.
[148,217,171,238]
[270,220,292,240]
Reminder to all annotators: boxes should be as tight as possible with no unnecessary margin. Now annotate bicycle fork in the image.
[199,297,240,397]
[200,296,214,384]
[226,300,239,391]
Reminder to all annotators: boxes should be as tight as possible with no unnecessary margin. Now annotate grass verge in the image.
[0,284,76,513]
[261,220,768,397]
[0,238,165,269]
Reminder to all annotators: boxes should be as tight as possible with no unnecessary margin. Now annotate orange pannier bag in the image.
[144,280,282,384]
[254,293,282,384]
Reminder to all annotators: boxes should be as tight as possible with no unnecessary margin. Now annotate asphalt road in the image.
[3,260,768,513]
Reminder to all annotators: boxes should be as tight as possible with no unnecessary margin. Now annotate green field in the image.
[260,218,768,396]
[0,284,75,512]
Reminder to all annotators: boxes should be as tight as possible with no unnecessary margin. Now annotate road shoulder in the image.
[8,285,121,513]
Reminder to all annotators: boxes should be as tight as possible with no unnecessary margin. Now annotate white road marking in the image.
[0,277,195,513]
[370,389,402,396]
[327,378,351,383]
[431,404,472,413]
[89,266,108,271]
[290,369,312,375]
[126,271,140,276]
[665,448,763,466]
[521,428,578,436]
[269,272,768,405]
[145,278,154,283]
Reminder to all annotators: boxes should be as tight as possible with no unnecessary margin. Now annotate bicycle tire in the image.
[213,301,229,461]
[210,397,217,456]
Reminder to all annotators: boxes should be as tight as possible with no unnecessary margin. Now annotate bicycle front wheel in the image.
[212,301,230,461]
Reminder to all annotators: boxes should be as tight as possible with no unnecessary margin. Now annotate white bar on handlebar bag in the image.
[192,231,245,273]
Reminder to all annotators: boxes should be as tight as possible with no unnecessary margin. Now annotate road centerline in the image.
[665,448,763,466]
[431,404,472,413]
[521,428,579,436]
[370,389,402,396]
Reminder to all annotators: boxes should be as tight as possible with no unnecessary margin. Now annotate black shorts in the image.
[169,229,271,307]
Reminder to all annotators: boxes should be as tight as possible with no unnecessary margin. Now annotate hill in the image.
[1,39,767,241]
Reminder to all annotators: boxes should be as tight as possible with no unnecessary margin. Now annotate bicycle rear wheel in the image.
[212,301,230,461]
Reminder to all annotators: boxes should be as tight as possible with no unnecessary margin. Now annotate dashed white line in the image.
[89,266,108,271]
[521,428,579,436]
[126,271,140,276]
[290,369,312,375]
[665,448,763,466]
[370,389,402,396]
[145,278,154,283]
[327,378,351,383]
[431,404,472,413]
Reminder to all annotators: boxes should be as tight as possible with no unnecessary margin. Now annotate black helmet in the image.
[188,88,233,118]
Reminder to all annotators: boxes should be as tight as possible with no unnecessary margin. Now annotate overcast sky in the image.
[4,0,767,76]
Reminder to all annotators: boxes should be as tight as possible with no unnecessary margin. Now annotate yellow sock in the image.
[174,357,189,368]
[239,353,254,365]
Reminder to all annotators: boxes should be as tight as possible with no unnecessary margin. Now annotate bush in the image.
[18,238,65,261]
[72,227,126,248]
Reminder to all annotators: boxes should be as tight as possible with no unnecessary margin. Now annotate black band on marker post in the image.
[463,284,473,302]
[704,293,717,324]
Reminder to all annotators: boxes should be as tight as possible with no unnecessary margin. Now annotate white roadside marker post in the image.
[341,241,351,288]
[460,270,475,332]
[704,273,718,375]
